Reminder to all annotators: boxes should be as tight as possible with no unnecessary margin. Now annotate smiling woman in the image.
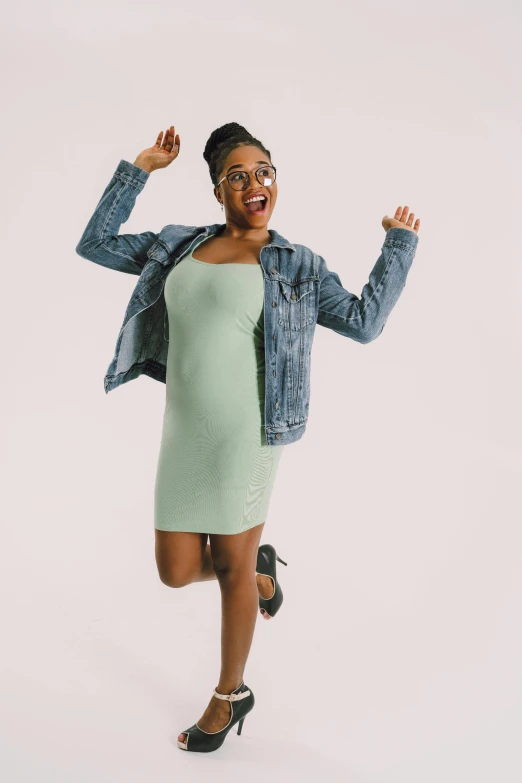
[154,124,283,540]
[203,123,278,229]
[75,118,420,756]
[153,122,288,751]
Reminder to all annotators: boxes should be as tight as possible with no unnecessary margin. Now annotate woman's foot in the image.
[256,572,275,619]
[177,684,239,745]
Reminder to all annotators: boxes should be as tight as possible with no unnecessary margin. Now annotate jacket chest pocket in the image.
[278,279,316,331]
[147,240,171,265]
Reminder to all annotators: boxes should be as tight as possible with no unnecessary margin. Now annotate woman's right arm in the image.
[75,126,181,276]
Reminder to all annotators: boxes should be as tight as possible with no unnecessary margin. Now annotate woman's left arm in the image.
[316,224,419,343]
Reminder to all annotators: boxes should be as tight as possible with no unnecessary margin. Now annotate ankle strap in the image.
[213,687,251,702]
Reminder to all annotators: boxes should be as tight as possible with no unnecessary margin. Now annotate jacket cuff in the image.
[384,226,419,249]
[114,158,151,190]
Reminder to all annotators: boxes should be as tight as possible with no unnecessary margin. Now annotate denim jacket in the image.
[76,159,419,446]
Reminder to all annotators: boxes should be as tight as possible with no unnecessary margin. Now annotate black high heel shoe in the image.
[177,680,255,753]
[256,544,288,619]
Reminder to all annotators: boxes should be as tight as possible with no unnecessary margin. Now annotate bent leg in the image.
[155,530,216,587]
[155,526,273,604]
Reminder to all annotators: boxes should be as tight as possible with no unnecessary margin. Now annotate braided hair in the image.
[203,122,272,187]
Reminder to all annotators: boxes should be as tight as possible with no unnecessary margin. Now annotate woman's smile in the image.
[243,193,268,214]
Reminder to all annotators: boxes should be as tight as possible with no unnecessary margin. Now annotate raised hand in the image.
[382,206,420,234]
[133,125,181,173]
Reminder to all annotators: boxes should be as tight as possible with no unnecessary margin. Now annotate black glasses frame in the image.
[217,165,277,191]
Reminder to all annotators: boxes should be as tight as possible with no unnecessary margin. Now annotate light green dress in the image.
[154,235,285,535]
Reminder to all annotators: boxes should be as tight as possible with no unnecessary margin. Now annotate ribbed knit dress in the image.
[154,235,284,535]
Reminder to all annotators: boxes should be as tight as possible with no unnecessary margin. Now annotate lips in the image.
[243,192,268,214]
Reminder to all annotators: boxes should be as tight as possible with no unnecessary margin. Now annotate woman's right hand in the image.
[133,125,180,173]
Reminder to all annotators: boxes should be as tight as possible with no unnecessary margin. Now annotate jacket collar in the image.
[205,223,296,252]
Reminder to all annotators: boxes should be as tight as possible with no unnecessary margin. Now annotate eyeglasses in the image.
[217,165,277,191]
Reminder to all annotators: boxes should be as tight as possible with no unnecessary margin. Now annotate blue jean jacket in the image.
[76,159,419,446]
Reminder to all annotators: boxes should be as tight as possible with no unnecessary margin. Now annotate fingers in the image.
[148,124,180,157]
[397,206,413,224]
[162,126,180,156]
[161,126,173,150]
[154,125,176,152]
[407,214,420,231]
[397,206,420,232]
[388,206,420,234]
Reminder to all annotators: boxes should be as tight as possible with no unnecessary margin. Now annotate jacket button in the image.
[272,301,277,307]
[275,433,281,440]
[270,267,277,274]
[290,293,297,300]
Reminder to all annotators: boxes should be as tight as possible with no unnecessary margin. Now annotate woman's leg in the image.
[178,521,267,740]
[155,528,276,608]
[155,529,214,586]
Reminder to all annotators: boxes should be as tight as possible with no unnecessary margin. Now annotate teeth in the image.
[244,195,266,204]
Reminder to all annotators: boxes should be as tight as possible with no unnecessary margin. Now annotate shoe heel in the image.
[178,683,254,752]
[276,554,288,566]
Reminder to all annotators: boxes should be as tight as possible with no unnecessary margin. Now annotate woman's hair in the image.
[203,122,272,187]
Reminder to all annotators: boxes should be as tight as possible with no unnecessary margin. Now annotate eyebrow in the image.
[226,160,271,174]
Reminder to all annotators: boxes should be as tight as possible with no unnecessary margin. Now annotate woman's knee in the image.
[210,524,265,581]
[212,560,255,587]
[157,566,193,588]
[154,529,207,588]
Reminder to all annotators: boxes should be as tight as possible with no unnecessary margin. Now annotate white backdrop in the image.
[3,0,521,780]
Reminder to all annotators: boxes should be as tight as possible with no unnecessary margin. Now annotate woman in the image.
[76,122,420,753]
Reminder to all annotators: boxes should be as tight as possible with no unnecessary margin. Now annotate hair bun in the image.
[203,122,253,164]
[203,122,271,187]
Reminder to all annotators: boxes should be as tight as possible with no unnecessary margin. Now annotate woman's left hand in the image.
[382,206,420,234]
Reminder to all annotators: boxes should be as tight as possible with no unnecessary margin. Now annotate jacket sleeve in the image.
[316,227,419,343]
[75,159,158,275]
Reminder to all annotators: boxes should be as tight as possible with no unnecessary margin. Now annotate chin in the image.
[248,209,272,226]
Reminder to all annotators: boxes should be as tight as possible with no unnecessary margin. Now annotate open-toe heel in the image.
[256,543,288,619]
[177,680,255,753]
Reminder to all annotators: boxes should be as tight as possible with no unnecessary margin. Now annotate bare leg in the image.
[155,528,275,615]
[178,521,267,742]
[155,530,215,585]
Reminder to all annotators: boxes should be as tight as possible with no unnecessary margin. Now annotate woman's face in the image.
[215,145,278,229]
